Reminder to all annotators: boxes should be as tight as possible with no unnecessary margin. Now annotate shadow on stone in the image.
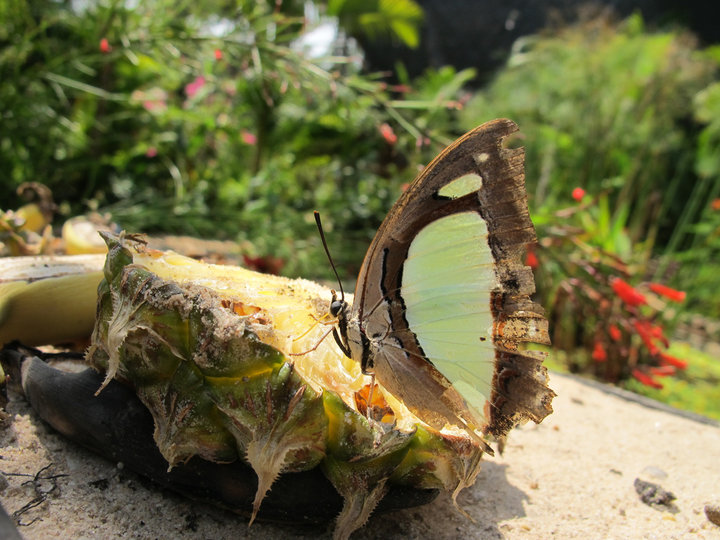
[359,459,527,539]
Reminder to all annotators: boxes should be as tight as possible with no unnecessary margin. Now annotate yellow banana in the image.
[0,254,105,347]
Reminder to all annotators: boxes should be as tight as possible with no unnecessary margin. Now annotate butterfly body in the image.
[332,119,554,447]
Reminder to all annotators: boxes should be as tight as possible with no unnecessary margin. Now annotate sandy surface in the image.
[1,371,719,539]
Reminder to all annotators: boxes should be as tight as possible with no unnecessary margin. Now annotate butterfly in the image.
[328,118,554,451]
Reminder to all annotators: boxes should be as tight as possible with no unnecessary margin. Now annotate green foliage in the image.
[461,14,716,252]
[460,14,720,325]
[531,189,691,386]
[624,342,720,421]
[328,0,424,49]
[668,78,720,318]
[0,0,467,278]
[546,342,720,421]
[3,3,719,399]
[459,14,720,386]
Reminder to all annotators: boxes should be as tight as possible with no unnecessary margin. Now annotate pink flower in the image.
[185,76,206,98]
[241,131,257,145]
[390,84,411,93]
[132,88,168,113]
[415,136,431,148]
[612,278,647,307]
[214,49,223,61]
[649,283,686,303]
[100,38,111,54]
[143,100,165,112]
[146,147,157,158]
[379,123,397,145]
[571,187,585,201]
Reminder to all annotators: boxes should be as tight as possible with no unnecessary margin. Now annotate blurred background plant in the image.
[529,188,693,389]
[0,0,468,276]
[460,14,719,315]
[459,14,720,414]
[1,2,718,417]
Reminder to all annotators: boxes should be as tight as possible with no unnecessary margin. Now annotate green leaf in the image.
[331,0,423,48]
[390,20,419,49]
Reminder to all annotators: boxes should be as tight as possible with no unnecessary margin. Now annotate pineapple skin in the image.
[86,233,485,537]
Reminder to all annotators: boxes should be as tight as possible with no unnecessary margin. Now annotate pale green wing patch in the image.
[401,211,496,416]
[436,173,483,199]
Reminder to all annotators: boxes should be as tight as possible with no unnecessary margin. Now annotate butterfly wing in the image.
[351,118,554,441]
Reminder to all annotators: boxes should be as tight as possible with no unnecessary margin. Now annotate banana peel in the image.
[61,216,111,255]
[15,203,49,234]
[0,254,105,347]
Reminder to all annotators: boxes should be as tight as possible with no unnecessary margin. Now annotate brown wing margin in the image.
[473,122,555,440]
[353,118,554,442]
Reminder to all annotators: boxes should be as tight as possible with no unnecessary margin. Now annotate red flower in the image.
[525,249,539,270]
[609,324,622,341]
[632,368,663,389]
[632,320,659,355]
[711,198,720,211]
[242,254,284,275]
[649,283,686,303]
[571,187,585,201]
[658,353,688,370]
[214,49,223,60]
[145,147,157,158]
[379,123,397,145]
[612,278,647,307]
[99,38,111,54]
[649,365,676,377]
[591,341,607,362]
[649,324,669,347]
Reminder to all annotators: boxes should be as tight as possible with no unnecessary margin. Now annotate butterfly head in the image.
[329,293,345,318]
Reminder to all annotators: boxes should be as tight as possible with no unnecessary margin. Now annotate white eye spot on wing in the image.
[437,173,483,199]
[476,152,490,163]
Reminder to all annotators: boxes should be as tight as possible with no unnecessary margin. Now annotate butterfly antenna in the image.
[314,211,345,301]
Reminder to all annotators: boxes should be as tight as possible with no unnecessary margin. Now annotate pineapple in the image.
[85,232,543,538]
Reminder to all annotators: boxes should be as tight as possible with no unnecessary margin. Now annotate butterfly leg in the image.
[288,327,335,356]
